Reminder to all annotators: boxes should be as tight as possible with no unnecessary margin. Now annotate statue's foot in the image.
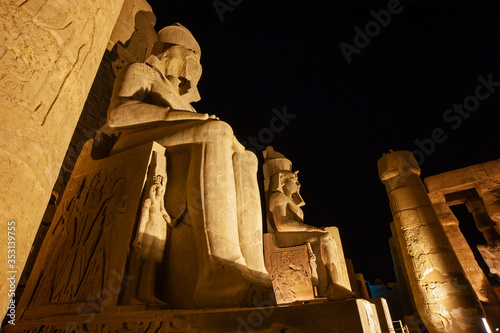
[233,258,272,287]
[326,284,356,301]
[133,295,168,305]
[125,297,145,305]
[150,296,168,305]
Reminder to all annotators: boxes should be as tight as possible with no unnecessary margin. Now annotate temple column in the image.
[474,179,500,244]
[429,192,499,305]
[474,179,500,281]
[378,151,485,333]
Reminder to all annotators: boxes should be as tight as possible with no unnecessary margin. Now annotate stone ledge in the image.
[2,299,381,333]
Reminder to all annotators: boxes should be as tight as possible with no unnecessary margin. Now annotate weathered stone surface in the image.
[16,141,159,318]
[326,226,351,292]
[263,233,316,304]
[378,151,484,333]
[389,222,416,314]
[478,243,500,278]
[355,273,371,300]
[9,0,158,317]
[346,259,362,298]
[466,197,500,246]
[424,159,500,194]
[369,298,395,333]
[2,299,382,333]
[0,0,124,319]
[54,0,157,202]
[476,176,500,235]
[429,191,499,305]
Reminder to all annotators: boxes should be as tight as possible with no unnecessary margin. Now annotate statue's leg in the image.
[137,258,156,302]
[115,121,270,306]
[319,234,354,299]
[196,124,244,264]
[319,234,341,284]
[310,242,329,296]
[233,150,268,280]
[132,120,246,265]
[180,122,257,306]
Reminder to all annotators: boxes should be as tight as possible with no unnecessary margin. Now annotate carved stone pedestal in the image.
[11,138,272,329]
[2,299,383,333]
[12,140,163,324]
[263,233,317,304]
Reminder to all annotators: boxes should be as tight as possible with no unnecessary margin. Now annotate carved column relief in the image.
[428,191,499,305]
[378,151,484,333]
[473,182,500,278]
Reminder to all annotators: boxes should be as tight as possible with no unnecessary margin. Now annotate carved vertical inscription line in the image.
[39,43,86,126]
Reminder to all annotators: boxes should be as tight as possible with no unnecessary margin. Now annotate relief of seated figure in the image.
[263,147,354,301]
[105,23,271,308]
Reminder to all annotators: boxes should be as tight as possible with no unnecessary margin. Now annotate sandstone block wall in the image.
[0,0,125,319]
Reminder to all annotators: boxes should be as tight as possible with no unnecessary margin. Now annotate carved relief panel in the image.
[17,141,166,317]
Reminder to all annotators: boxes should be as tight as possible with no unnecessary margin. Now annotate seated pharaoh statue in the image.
[105,23,271,308]
[263,147,354,301]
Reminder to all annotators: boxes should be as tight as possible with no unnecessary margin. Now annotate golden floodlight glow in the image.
[482,318,492,333]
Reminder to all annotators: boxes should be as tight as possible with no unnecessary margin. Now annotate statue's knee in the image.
[235,150,258,169]
[321,233,335,244]
[244,150,258,166]
[199,120,233,142]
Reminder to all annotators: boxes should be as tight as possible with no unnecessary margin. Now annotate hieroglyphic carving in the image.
[10,320,175,333]
[0,0,104,125]
[0,0,124,319]
[266,243,314,304]
[17,142,163,317]
[378,150,485,332]
[31,169,127,306]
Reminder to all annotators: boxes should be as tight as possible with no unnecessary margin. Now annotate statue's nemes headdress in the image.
[153,23,201,59]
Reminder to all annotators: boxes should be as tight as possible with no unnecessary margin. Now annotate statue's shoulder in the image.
[269,191,287,205]
[121,62,159,82]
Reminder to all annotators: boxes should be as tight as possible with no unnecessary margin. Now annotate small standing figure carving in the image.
[132,175,176,304]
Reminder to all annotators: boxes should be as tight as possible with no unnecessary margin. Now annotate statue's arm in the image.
[160,195,172,224]
[107,63,214,129]
[269,193,326,233]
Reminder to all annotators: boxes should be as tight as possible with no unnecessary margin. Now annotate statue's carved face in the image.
[283,173,301,196]
[279,171,305,207]
[157,45,202,103]
[156,185,165,196]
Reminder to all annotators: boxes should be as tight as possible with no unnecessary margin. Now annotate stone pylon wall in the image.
[0,0,125,320]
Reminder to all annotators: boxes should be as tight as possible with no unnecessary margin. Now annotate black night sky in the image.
[146,0,500,283]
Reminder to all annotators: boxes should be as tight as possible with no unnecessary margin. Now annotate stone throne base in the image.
[11,140,271,326]
[1,299,383,333]
[6,140,388,333]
